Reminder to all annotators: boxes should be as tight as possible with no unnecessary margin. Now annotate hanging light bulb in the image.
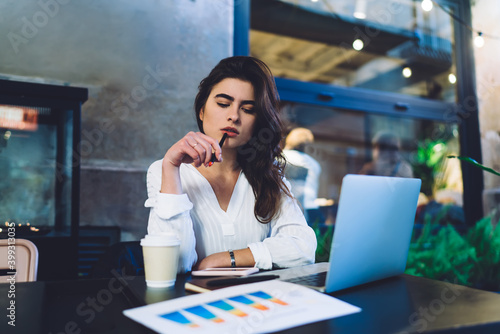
[352,39,364,51]
[402,67,412,78]
[353,0,367,19]
[421,0,433,12]
[448,73,457,84]
[353,11,367,19]
[474,32,485,48]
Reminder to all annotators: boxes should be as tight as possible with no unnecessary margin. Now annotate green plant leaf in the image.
[406,209,500,291]
[448,155,500,177]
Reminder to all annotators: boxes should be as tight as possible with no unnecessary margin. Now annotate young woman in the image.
[145,56,317,273]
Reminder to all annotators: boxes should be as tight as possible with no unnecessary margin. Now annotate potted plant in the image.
[405,156,500,291]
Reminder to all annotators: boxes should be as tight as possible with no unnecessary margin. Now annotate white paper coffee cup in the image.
[141,233,180,288]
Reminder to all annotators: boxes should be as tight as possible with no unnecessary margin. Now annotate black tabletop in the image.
[1,273,500,334]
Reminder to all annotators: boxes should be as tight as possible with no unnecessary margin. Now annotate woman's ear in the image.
[199,106,204,122]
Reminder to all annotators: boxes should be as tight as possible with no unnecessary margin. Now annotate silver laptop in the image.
[257,174,421,293]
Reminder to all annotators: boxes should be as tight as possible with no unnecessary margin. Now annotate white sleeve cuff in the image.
[145,192,193,219]
[248,242,273,270]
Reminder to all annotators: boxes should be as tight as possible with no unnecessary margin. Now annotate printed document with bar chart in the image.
[123,280,361,334]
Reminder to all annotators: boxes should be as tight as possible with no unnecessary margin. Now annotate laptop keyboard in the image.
[283,271,327,287]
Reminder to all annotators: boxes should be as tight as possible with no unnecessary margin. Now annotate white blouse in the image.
[145,160,317,273]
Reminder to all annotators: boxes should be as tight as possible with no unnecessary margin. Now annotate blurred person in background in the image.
[283,128,322,218]
[359,131,413,178]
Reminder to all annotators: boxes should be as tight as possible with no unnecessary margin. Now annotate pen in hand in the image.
[208,133,228,167]
[206,275,280,287]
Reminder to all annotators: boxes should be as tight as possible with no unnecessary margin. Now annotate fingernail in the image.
[208,161,214,167]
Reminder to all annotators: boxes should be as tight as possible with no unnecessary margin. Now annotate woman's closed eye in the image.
[242,106,254,114]
[217,102,254,114]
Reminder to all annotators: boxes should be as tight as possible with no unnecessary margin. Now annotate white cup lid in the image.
[140,233,180,247]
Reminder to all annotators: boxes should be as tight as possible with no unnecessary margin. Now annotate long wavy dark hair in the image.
[194,56,291,223]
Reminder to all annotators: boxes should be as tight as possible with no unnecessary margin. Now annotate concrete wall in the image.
[0,0,234,240]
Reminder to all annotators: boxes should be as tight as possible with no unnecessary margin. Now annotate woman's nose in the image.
[227,106,240,122]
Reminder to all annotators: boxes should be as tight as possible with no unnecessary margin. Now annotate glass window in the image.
[281,102,464,228]
[251,0,457,102]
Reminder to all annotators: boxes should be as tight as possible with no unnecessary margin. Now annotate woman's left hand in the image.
[193,248,256,270]
[194,252,230,270]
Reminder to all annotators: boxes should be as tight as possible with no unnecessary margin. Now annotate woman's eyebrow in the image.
[215,93,234,101]
[215,93,254,105]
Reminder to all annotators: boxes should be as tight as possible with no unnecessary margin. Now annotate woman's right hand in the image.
[163,131,222,169]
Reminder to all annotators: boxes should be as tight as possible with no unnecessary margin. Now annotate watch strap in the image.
[228,249,236,268]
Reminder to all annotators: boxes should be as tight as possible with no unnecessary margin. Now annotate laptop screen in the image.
[325,174,421,293]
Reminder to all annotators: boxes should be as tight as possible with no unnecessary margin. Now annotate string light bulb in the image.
[474,32,485,48]
[352,39,364,51]
[402,67,412,78]
[353,11,367,19]
[448,73,457,84]
[353,0,367,19]
[421,0,433,12]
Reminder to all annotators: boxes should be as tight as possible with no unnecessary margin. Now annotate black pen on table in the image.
[207,275,280,287]
[208,133,227,167]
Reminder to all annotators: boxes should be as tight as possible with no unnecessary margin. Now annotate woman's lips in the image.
[222,131,238,137]
[221,128,238,137]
